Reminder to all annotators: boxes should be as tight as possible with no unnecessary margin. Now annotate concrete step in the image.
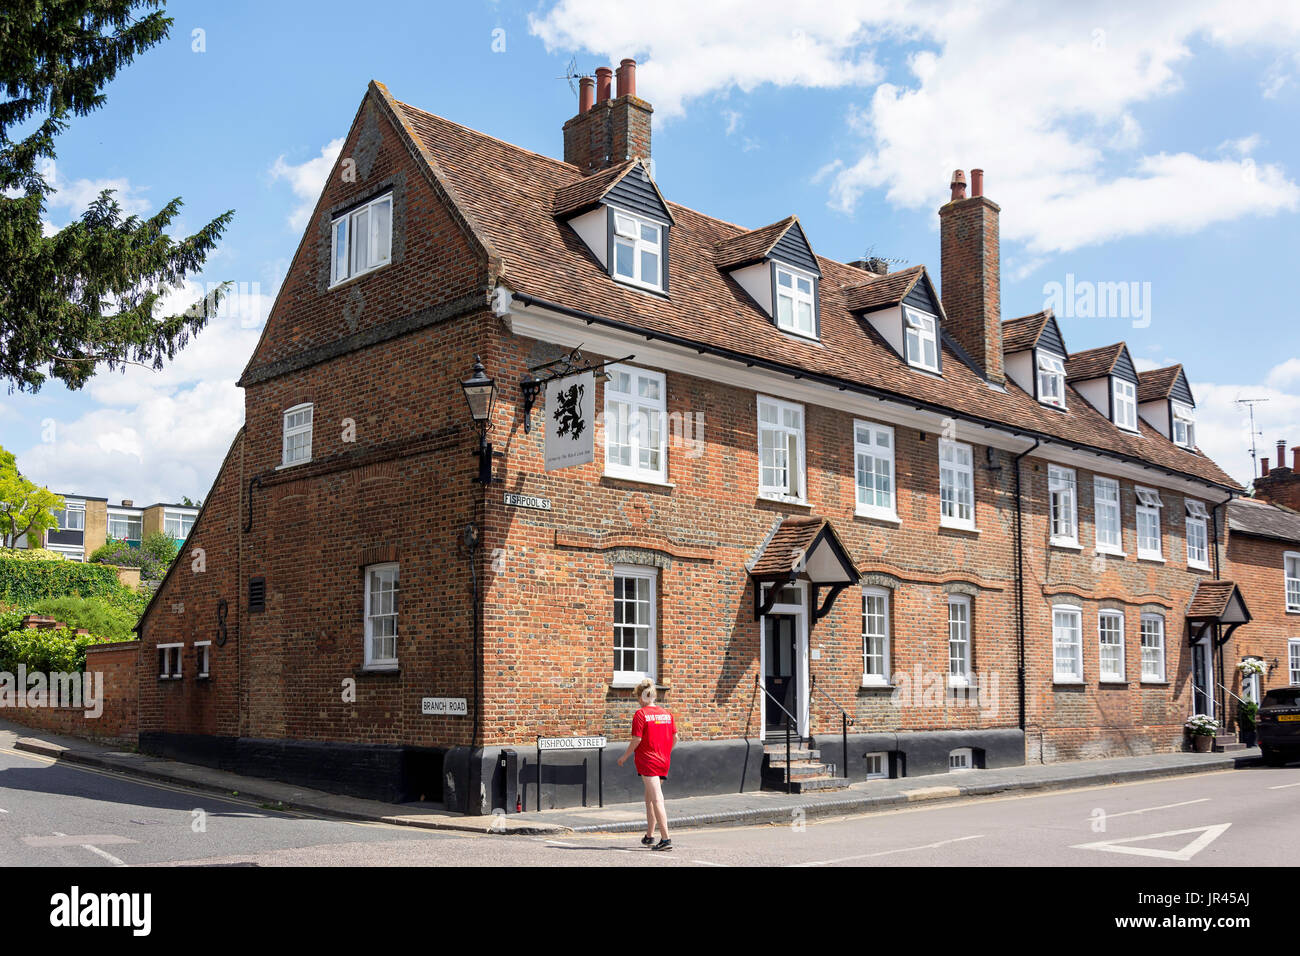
[1213,742,1246,752]
[779,775,853,794]
[764,751,822,765]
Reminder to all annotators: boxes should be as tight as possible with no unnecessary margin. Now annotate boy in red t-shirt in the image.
[617,678,676,850]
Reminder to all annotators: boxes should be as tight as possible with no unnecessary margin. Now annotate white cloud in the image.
[17,277,272,505]
[38,158,153,225]
[270,137,344,230]
[530,1,1300,254]
[1189,363,1300,486]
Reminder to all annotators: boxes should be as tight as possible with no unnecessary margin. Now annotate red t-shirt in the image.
[631,705,676,776]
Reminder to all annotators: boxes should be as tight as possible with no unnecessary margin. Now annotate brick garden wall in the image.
[2,641,139,747]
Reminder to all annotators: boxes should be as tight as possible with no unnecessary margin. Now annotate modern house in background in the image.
[33,496,198,561]
[133,60,1285,814]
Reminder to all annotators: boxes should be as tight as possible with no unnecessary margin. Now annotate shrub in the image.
[141,530,179,569]
[0,625,110,673]
[0,547,65,561]
[31,595,138,643]
[0,556,121,605]
[90,536,170,581]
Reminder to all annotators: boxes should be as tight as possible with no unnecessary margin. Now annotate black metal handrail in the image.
[811,675,854,778]
[757,677,798,794]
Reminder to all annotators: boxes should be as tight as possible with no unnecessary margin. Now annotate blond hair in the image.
[634,678,656,704]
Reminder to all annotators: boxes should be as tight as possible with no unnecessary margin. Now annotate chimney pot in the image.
[971,168,984,197]
[1278,440,1287,469]
[121,499,133,507]
[616,58,637,98]
[1262,457,1271,477]
[579,75,595,112]
[595,67,613,104]
[950,169,967,201]
[1293,445,1300,471]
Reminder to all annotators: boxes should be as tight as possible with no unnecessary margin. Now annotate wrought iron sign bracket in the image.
[519,346,634,433]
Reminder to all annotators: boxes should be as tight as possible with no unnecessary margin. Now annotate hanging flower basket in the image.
[1237,659,1266,677]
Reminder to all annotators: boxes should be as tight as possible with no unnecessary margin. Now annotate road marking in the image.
[1094,798,1210,820]
[1071,823,1231,861]
[81,844,128,867]
[693,859,727,867]
[1267,781,1300,790]
[792,834,985,866]
[24,834,138,847]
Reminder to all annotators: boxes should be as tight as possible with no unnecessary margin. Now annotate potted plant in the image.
[1237,658,1266,678]
[1237,699,1259,748]
[1185,714,1219,752]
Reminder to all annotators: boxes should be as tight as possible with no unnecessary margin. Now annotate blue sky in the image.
[5,0,1300,501]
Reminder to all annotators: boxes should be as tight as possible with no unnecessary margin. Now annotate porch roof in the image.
[748,516,859,585]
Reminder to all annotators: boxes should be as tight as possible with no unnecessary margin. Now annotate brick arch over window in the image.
[604,548,672,571]
[942,581,980,598]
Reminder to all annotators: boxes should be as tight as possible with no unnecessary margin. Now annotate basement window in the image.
[158,643,183,680]
[903,307,939,373]
[864,752,889,779]
[948,748,974,771]
[331,192,392,286]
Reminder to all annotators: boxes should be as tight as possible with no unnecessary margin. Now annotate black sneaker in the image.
[641,835,655,846]
[651,838,672,852]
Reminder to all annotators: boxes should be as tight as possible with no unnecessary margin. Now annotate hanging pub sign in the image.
[544,370,596,471]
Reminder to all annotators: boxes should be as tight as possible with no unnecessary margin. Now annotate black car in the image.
[1258,687,1300,766]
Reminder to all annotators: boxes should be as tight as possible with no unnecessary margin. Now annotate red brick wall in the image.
[3,641,139,747]
[939,195,1003,384]
[1224,530,1299,713]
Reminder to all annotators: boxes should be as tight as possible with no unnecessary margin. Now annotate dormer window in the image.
[904,307,939,372]
[611,209,663,292]
[1172,401,1196,448]
[775,266,816,338]
[1113,378,1138,431]
[1036,352,1066,408]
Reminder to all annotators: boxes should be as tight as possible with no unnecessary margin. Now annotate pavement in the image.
[1,718,1261,836]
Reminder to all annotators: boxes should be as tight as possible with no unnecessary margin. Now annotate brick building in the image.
[135,63,1254,812]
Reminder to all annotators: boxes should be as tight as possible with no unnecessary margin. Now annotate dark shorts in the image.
[639,773,668,780]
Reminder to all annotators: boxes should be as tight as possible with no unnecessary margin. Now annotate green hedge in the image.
[0,557,123,605]
[0,547,66,562]
[0,625,110,673]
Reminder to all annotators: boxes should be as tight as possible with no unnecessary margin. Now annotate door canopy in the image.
[748,516,860,623]
[1186,579,1252,646]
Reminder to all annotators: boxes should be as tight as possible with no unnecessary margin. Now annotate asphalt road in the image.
[2,740,1298,867]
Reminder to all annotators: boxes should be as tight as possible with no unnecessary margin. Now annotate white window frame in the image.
[903,306,939,373]
[613,564,657,686]
[330,191,393,287]
[861,587,891,687]
[757,395,806,503]
[864,752,889,779]
[53,499,86,532]
[1098,610,1126,683]
[1053,604,1084,683]
[1113,378,1138,431]
[1048,465,1078,546]
[948,594,972,687]
[610,207,665,292]
[603,364,668,484]
[1171,401,1196,449]
[1290,639,1300,685]
[948,747,974,771]
[158,643,183,680]
[853,420,897,520]
[281,403,314,468]
[1285,552,1300,614]
[938,439,975,530]
[1135,486,1163,560]
[1185,499,1210,570]
[363,562,399,669]
[774,264,817,338]
[194,640,211,679]
[1140,614,1166,682]
[1093,476,1123,554]
[164,509,196,540]
[1036,351,1066,408]
[106,508,143,543]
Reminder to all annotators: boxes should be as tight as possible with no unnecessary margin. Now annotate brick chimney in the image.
[563,58,652,175]
[939,168,1004,384]
[1255,437,1300,510]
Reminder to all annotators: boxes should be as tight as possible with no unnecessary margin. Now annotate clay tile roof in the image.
[1001,310,1051,353]
[552,159,641,218]
[377,94,1241,493]
[841,264,927,314]
[1137,365,1183,404]
[1228,497,1300,544]
[713,216,798,271]
[749,516,828,578]
[1065,343,1124,382]
[1187,579,1240,618]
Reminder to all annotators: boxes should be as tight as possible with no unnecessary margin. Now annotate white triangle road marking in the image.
[1071,823,1231,861]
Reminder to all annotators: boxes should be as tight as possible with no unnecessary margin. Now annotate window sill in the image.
[757,495,812,509]
[861,677,893,689]
[276,459,312,471]
[611,275,668,298]
[1099,679,1128,686]
[1050,539,1082,551]
[948,677,972,689]
[603,472,675,489]
[610,680,664,690]
[328,260,392,292]
[1052,678,1084,686]
[1140,680,1169,686]
[1187,562,1213,573]
[158,675,183,682]
[939,520,979,535]
[1095,547,1127,557]
[1137,554,1165,564]
[855,510,901,525]
[357,665,400,677]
